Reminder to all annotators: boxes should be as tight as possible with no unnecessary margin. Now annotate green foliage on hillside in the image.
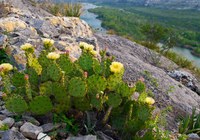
[90,7,200,53]
[90,7,200,77]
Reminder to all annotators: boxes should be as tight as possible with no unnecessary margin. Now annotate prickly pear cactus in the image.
[102,58,112,78]
[52,82,67,102]
[46,62,61,82]
[116,82,134,97]
[93,59,102,75]
[107,94,122,108]
[57,54,73,75]
[90,93,103,110]
[107,75,122,91]
[135,81,146,93]
[138,92,148,102]
[12,72,25,87]
[39,81,53,95]
[77,53,94,75]
[6,96,28,114]
[41,61,61,82]
[73,97,91,111]
[87,75,107,93]
[54,95,71,113]
[29,96,53,115]
[68,64,84,78]
[11,72,26,95]
[68,77,87,97]
[26,53,42,75]
[26,67,39,91]
[38,51,50,68]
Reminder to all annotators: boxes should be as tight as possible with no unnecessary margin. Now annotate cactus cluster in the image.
[0,40,163,139]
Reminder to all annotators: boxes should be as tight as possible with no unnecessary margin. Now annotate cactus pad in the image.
[12,72,25,87]
[6,96,28,114]
[87,75,107,93]
[68,77,87,97]
[77,53,94,74]
[135,81,146,93]
[57,54,73,74]
[29,96,53,115]
[116,82,132,97]
[73,97,91,111]
[107,94,122,108]
[39,81,53,95]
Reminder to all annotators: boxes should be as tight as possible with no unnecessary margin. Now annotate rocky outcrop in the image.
[95,33,200,131]
[0,0,97,70]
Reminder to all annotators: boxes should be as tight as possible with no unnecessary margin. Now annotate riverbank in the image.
[85,5,200,68]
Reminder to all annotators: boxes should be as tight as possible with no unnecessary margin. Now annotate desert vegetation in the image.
[0,40,188,139]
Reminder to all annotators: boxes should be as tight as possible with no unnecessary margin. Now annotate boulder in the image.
[1,130,27,140]
[20,122,43,139]
[37,132,51,140]
[22,115,40,126]
[41,123,61,133]
[2,117,15,128]
[66,135,97,140]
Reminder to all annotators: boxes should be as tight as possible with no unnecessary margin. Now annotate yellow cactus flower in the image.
[47,52,60,60]
[110,62,124,73]
[0,63,13,72]
[20,43,33,51]
[87,45,94,51]
[145,97,155,105]
[90,50,98,56]
[79,42,88,48]
[43,38,54,47]
[79,42,94,51]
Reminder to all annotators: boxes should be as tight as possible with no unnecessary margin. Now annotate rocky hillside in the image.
[95,34,200,131]
[1,0,97,70]
[0,0,200,139]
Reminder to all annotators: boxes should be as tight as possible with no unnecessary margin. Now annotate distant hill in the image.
[54,0,200,10]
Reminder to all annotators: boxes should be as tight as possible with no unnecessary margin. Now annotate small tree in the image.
[141,23,167,44]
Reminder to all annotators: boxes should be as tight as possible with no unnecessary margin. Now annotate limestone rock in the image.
[1,130,27,140]
[0,17,26,32]
[37,132,51,140]
[41,123,61,133]
[20,122,43,139]
[188,133,200,140]
[0,0,97,71]
[66,135,97,140]
[22,115,40,126]
[2,117,15,128]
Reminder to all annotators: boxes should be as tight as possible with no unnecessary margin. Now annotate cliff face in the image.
[0,0,200,132]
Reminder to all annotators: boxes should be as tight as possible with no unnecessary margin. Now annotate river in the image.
[80,3,200,67]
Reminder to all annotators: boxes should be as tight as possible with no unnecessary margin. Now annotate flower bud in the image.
[84,71,88,78]
[24,74,29,80]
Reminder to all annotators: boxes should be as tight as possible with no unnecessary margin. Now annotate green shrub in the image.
[179,108,200,136]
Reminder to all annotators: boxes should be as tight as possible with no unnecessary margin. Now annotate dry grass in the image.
[40,2,83,17]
